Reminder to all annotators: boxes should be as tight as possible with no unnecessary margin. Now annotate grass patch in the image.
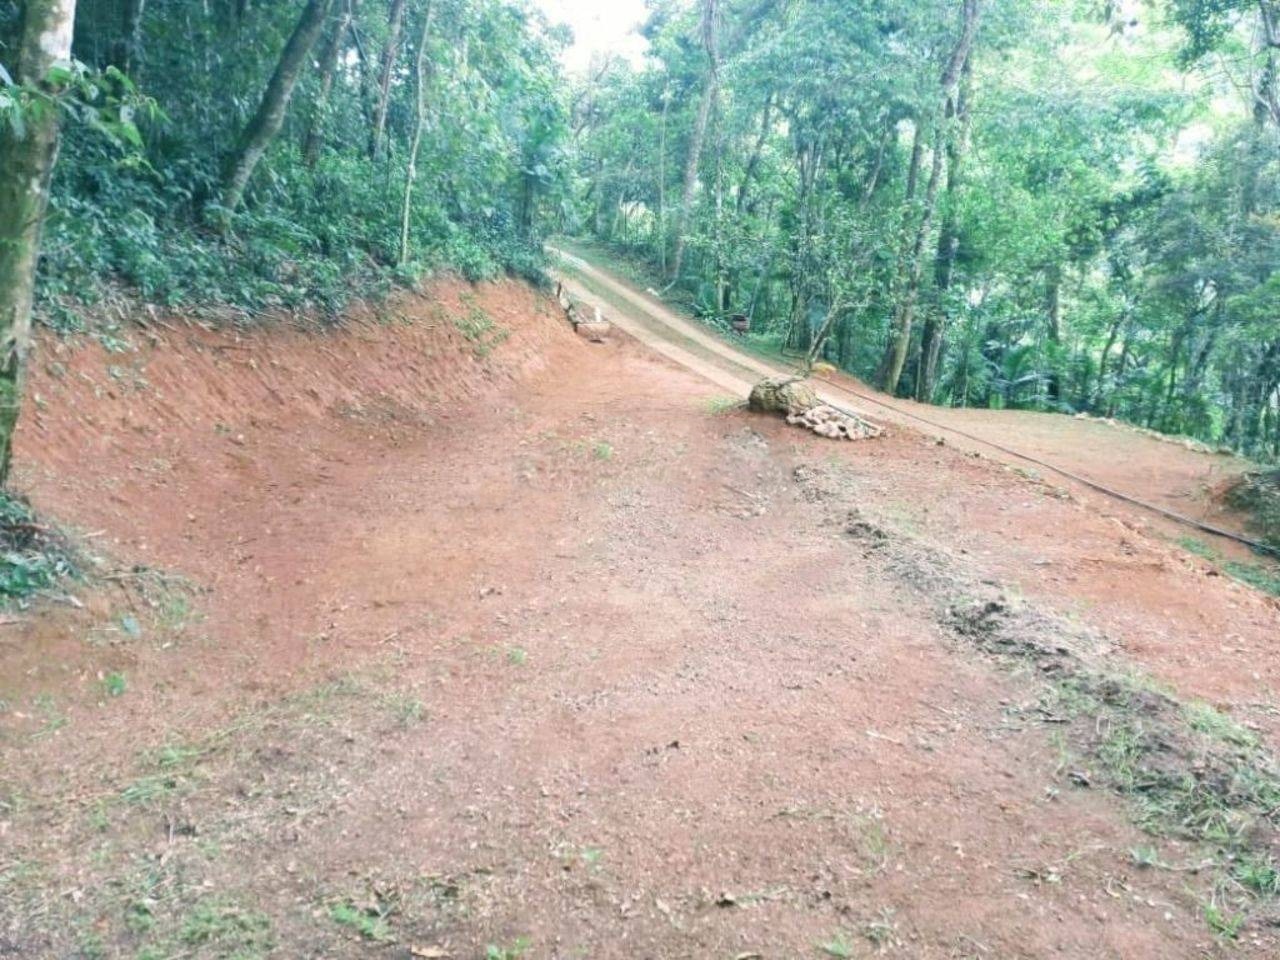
[1176,536,1280,599]
[702,394,743,415]
[329,900,393,942]
[818,932,855,958]
[101,672,128,698]
[835,490,1280,935]
[453,298,510,359]
[178,900,274,956]
[0,492,75,605]
[486,938,531,960]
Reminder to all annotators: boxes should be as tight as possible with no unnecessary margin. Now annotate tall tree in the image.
[669,0,719,283]
[303,0,354,166]
[916,58,973,402]
[0,0,78,486]
[399,0,435,264]
[877,0,980,395]
[369,0,407,159]
[220,0,334,211]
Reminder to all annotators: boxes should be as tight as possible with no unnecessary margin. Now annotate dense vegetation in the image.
[3,0,569,323]
[568,0,1280,460]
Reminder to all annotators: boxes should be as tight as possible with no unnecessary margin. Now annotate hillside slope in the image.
[1,279,1278,958]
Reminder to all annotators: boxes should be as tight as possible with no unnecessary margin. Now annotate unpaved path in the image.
[550,246,1253,542]
[1,277,1278,959]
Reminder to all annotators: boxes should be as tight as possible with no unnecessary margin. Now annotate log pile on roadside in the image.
[556,282,612,342]
[749,375,883,441]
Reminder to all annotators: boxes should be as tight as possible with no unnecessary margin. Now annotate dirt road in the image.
[550,246,1252,541]
[2,275,1279,959]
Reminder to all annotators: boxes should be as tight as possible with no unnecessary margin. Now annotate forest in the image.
[571,0,1280,460]
[1,0,1279,469]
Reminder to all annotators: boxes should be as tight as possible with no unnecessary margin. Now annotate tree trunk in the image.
[398,0,435,265]
[736,91,773,217]
[876,0,980,395]
[656,80,670,271]
[1045,263,1063,404]
[669,0,719,283]
[0,0,78,487]
[916,59,972,403]
[303,0,353,167]
[221,0,333,211]
[112,0,145,74]
[369,0,407,160]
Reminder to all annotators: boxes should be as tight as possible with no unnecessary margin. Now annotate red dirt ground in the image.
[2,274,1279,959]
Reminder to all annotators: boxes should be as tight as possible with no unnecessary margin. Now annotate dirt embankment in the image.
[4,278,579,738]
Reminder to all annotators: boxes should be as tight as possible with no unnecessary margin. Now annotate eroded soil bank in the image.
[2,278,1279,958]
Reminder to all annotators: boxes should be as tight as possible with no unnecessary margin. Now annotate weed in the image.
[1223,559,1280,598]
[179,901,273,956]
[1203,902,1245,939]
[329,901,393,942]
[1129,845,1164,869]
[77,931,106,959]
[453,304,510,358]
[819,932,855,958]
[30,694,68,739]
[1175,535,1280,599]
[1233,854,1280,896]
[381,691,426,727]
[148,742,205,769]
[102,672,128,698]
[119,772,185,806]
[863,908,899,949]
[1185,700,1257,748]
[703,395,742,414]
[1178,536,1217,560]
[0,492,76,605]
[486,938,531,960]
[593,441,614,461]
[506,646,528,666]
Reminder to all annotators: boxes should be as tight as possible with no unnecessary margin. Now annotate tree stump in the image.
[748,377,819,416]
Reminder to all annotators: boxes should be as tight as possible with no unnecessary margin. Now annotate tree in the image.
[669,0,719,283]
[0,0,78,486]
[369,0,407,159]
[876,0,980,395]
[303,0,354,166]
[220,0,334,211]
[399,0,435,264]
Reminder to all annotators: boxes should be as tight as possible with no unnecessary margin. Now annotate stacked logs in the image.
[749,375,883,442]
[786,403,883,440]
[556,282,612,342]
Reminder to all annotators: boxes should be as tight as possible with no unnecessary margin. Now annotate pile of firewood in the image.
[786,403,883,440]
[749,375,882,441]
[556,282,611,342]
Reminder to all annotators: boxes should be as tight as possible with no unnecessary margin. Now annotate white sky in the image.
[534,0,651,71]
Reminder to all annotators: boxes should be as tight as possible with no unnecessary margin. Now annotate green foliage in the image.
[0,493,73,603]
[486,938,530,960]
[36,0,571,327]
[329,901,393,942]
[568,0,1280,459]
[179,901,274,956]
